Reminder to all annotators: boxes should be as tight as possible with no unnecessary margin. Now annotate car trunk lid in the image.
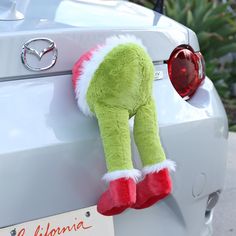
[0,0,195,80]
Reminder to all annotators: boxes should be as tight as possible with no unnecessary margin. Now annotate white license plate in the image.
[0,206,114,236]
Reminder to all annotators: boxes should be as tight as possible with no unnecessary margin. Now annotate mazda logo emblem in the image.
[21,38,58,72]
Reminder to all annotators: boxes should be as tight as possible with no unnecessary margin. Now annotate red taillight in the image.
[167,46,205,99]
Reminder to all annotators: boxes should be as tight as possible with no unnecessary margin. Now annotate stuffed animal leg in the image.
[72,35,175,216]
[132,97,175,209]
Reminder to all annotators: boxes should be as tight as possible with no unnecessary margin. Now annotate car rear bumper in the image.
[0,74,228,236]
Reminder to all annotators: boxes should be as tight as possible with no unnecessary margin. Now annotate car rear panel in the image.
[0,71,227,236]
[0,1,227,236]
[0,27,192,80]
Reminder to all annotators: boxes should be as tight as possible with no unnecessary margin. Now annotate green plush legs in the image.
[86,43,155,175]
[94,97,166,174]
[133,97,166,167]
[73,36,174,215]
[94,103,133,172]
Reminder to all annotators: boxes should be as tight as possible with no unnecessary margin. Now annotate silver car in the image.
[0,1,228,236]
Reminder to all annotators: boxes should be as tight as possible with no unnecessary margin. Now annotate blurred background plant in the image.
[129,0,236,131]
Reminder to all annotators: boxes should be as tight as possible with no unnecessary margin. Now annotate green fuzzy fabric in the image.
[133,98,166,166]
[94,104,133,172]
[87,43,166,172]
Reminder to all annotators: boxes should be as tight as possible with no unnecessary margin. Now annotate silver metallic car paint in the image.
[0,74,227,236]
[0,1,227,236]
[0,1,24,21]
[0,1,199,79]
[0,29,189,79]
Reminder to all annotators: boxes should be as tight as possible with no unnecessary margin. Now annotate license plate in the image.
[0,206,114,236]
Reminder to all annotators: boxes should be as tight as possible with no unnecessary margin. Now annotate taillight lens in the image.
[167,46,205,99]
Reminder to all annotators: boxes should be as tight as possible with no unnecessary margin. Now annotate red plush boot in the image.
[97,178,136,216]
[132,168,172,209]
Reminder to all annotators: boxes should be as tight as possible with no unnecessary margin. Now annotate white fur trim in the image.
[142,160,176,176]
[102,169,142,183]
[74,35,147,117]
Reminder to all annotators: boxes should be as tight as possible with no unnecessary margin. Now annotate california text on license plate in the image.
[0,206,114,236]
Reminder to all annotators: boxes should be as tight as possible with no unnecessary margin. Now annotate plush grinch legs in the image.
[132,97,175,209]
[72,35,176,215]
[94,103,140,216]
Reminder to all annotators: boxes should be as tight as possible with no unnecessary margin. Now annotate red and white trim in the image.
[102,160,176,183]
[102,169,142,183]
[73,35,147,117]
[142,160,176,176]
